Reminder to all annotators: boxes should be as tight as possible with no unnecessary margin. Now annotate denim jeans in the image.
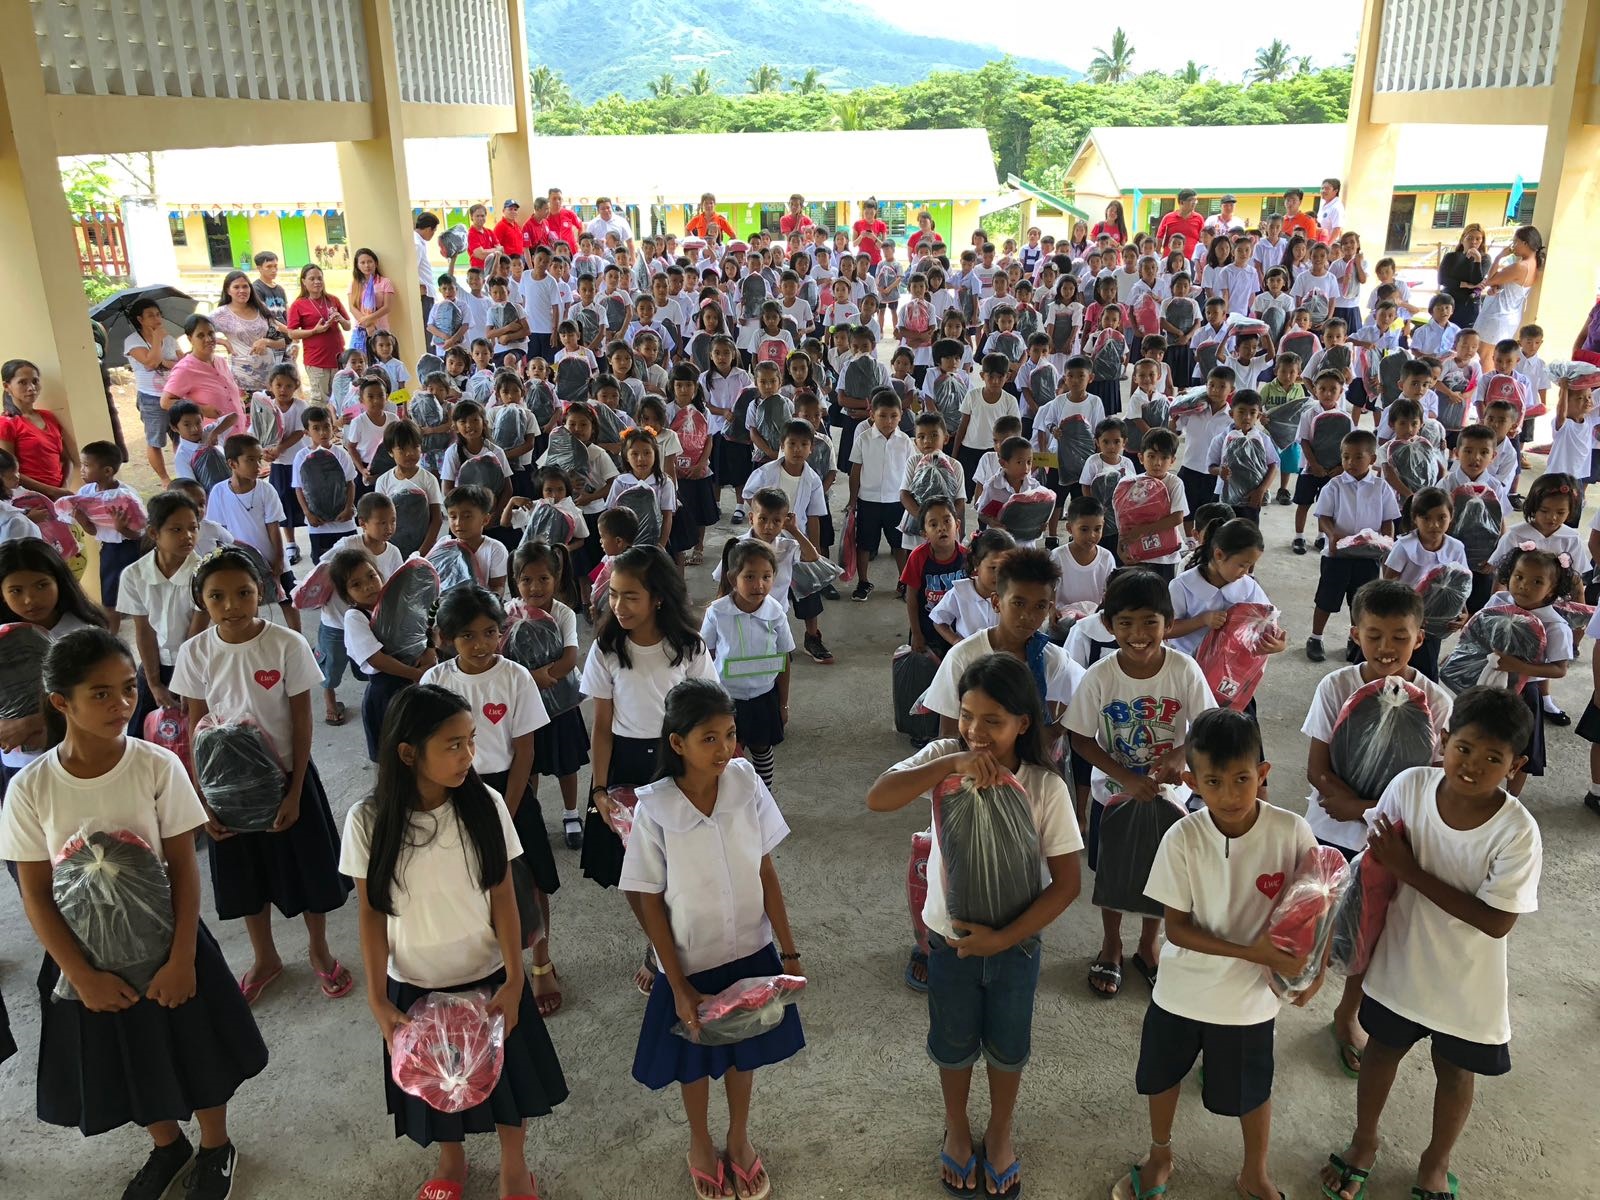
[925,930,1042,1071]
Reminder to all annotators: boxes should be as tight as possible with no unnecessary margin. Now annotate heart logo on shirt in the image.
[1256,872,1285,899]
[483,702,508,725]
[253,670,281,690]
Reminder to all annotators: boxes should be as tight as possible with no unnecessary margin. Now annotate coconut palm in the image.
[790,67,824,94]
[1175,59,1202,85]
[688,67,717,96]
[831,94,865,131]
[747,63,782,94]
[1295,55,1314,76]
[1250,40,1294,84]
[1088,28,1135,84]
[646,72,677,99]
[528,65,572,111]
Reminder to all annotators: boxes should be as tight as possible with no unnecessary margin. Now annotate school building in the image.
[1058,122,1546,264]
[147,128,1000,283]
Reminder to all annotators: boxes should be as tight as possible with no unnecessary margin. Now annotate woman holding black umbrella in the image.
[123,298,180,485]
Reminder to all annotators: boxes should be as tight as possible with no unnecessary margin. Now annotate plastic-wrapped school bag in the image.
[389,484,432,558]
[1554,598,1595,637]
[10,490,85,568]
[671,403,711,479]
[390,991,506,1113]
[739,273,769,319]
[1053,415,1094,484]
[329,369,358,417]
[49,828,175,1001]
[1388,438,1442,494]
[599,784,638,845]
[1195,603,1283,711]
[574,306,602,349]
[228,542,283,604]
[1308,408,1353,474]
[457,451,508,496]
[1089,468,1123,543]
[290,560,336,611]
[725,389,756,448]
[297,446,350,524]
[426,538,484,594]
[1221,431,1272,506]
[1434,388,1468,433]
[989,331,1025,364]
[463,372,494,407]
[1418,565,1473,638]
[371,558,441,664]
[1028,362,1058,407]
[891,646,941,743]
[1334,529,1395,559]
[930,371,967,437]
[1321,344,1353,377]
[1419,417,1447,452]
[839,504,858,583]
[524,379,556,428]
[899,453,962,536]
[405,391,454,466]
[1113,476,1180,563]
[1448,484,1502,570]
[671,975,805,1046]
[791,556,841,601]
[599,292,629,333]
[192,716,285,832]
[1264,845,1351,999]
[611,483,661,547]
[190,444,231,495]
[1126,394,1168,456]
[1329,677,1437,803]
[1088,330,1126,382]
[841,354,881,403]
[436,223,468,259]
[1131,292,1161,338]
[554,357,591,407]
[143,707,192,778]
[544,427,591,493]
[247,393,282,451]
[518,500,578,549]
[1279,328,1320,364]
[908,830,932,956]
[995,486,1055,544]
[1091,788,1187,918]
[1479,371,1523,416]
[1259,304,1287,347]
[1373,351,1407,406]
[753,394,792,453]
[589,400,624,447]
[1051,600,1101,643]
[1328,832,1402,975]
[415,353,444,383]
[900,297,933,335]
[1439,602,1546,693]
[1167,388,1212,421]
[1264,396,1311,452]
[490,405,532,457]
[57,491,147,538]
[500,610,581,716]
[932,770,1042,930]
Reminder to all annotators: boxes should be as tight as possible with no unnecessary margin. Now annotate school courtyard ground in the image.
[1,400,1597,1197]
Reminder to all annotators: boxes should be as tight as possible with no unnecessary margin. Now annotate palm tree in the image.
[646,72,677,99]
[1250,40,1294,84]
[528,65,572,111]
[1294,54,1314,76]
[687,67,717,96]
[1175,59,1202,85]
[747,63,782,94]
[830,94,865,131]
[790,67,824,95]
[1088,28,1135,83]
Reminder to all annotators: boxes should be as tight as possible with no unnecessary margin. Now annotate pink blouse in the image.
[163,353,243,425]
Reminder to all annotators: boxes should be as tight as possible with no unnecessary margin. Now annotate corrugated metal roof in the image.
[1070,123,1546,194]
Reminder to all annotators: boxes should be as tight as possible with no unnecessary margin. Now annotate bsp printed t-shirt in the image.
[1065,649,1216,805]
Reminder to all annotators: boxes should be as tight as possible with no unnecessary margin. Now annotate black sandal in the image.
[1088,958,1122,997]
[1130,953,1159,988]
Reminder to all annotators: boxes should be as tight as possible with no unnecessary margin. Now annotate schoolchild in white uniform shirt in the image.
[119,491,207,740]
[703,540,795,789]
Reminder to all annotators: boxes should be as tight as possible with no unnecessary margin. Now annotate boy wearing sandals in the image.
[1112,709,1320,1200]
[1321,686,1541,1200]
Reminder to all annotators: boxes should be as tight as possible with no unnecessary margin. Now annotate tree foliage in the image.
[1088,29,1136,84]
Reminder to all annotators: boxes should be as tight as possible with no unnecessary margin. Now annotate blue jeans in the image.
[314,621,349,691]
[925,930,1041,1072]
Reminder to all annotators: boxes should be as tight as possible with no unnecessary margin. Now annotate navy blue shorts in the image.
[1136,1001,1276,1116]
[853,499,904,555]
[1359,994,1510,1076]
[1293,471,1331,508]
[926,930,1041,1072]
[1314,555,1380,615]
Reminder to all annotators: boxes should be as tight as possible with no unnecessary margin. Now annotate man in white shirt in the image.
[585,197,634,256]
[414,212,440,323]
[1317,178,1344,243]
[1202,195,1246,239]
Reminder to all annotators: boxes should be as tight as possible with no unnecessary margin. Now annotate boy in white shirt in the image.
[314,492,406,726]
[1116,709,1318,1200]
[1408,294,1460,358]
[374,419,444,556]
[292,405,359,563]
[1205,389,1278,525]
[1173,366,1237,531]
[71,439,147,634]
[208,433,299,631]
[1319,687,1540,1200]
[848,390,917,600]
[1307,428,1400,663]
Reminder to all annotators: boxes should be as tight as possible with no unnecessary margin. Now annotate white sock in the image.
[1308,634,1323,644]
[1591,778,1600,795]
[1543,693,1562,714]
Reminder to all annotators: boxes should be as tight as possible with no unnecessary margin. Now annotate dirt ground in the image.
[2,389,1597,1199]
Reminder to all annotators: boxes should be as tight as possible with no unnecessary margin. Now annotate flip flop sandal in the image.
[1088,958,1122,998]
[239,964,284,1006]
[938,1136,979,1196]
[636,946,658,996]
[687,1154,731,1199]
[1131,953,1159,988]
[983,1154,1022,1199]
[728,1153,771,1200]
[1328,1022,1362,1079]
[416,1178,464,1200]
[905,948,930,993]
[503,1176,541,1200]
[1321,1152,1373,1200]
[315,960,355,999]
[1111,1163,1168,1199]
[1235,1183,1287,1200]
[531,961,563,1016]
[324,703,347,727]
[1408,1174,1459,1200]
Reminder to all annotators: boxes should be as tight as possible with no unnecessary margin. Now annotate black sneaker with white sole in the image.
[803,634,835,664]
[1306,638,1326,663]
[851,581,874,602]
[1292,536,1307,555]
[182,1143,237,1200]
[123,1134,193,1200]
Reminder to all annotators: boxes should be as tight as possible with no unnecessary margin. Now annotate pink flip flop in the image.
[729,1154,771,1200]
[238,964,283,1006]
[315,960,355,999]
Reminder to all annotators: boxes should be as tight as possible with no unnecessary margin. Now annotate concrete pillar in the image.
[336,0,426,366]
[1018,197,1036,238]
[835,200,850,233]
[487,0,536,210]
[1526,0,1600,341]
[1339,0,1401,255]
[0,32,111,447]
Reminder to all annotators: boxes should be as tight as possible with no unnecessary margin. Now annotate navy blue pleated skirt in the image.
[35,922,267,1135]
[532,705,590,780]
[479,769,560,897]
[384,968,567,1146]
[207,761,352,920]
[580,734,657,889]
[632,944,804,1090]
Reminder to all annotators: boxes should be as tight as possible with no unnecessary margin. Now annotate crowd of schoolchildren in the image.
[0,197,1583,1200]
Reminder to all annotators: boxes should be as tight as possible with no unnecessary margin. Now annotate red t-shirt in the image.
[1155,211,1205,256]
[547,209,584,253]
[907,229,938,254]
[521,217,551,251]
[1282,213,1319,241]
[1090,220,1126,245]
[492,218,524,260]
[686,212,737,241]
[853,219,889,266]
[286,295,350,370]
[467,226,497,269]
[0,409,66,488]
[779,212,814,235]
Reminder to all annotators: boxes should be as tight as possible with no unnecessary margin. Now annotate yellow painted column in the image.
[1018,197,1036,238]
[336,0,426,366]
[835,200,850,232]
[1339,0,1401,253]
[1526,0,1600,341]
[488,0,536,209]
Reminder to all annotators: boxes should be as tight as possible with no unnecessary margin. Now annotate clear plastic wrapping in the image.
[891,646,941,743]
[191,716,285,831]
[0,622,52,720]
[753,395,792,452]
[545,427,592,494]
[1388,439,1442,494]
[930,373,966,437]
[1328,830,1403,976]
[1449,485,1503,570]
[671,404,711,479]
[1126,394,1168,456]
[1265,396,1310,451]
[55,492,146,537]
[191,444,232,494]
[390,991,506,1113]
[1308,409,1353,473]
[1195,603,1283,711]
[389,485,432,558]
[932,770,1042,931]
[605,785,638,844]
[791,556,842,600]
[1222,433,1272,505]
[426,539,483,593]
[995,486,1056,544]
[1334,529,1395,559]
[899,453,963,536]
[457,452,508,496]
[610,483,661,548]
[1090,789,1186,918]
[297,447,349,524]
[670,975,806,1046]
[1439,603,1546,694]
[291,560,335,611]
[49,827,175,1001]
[908,830,932,955]
[490,405,531,454]
[1114,476,1181,563]
[1265,845,1351,999]
[500,612,581,716]
[1328,677,1437,802]
[371,559,441,664]
[1418,565,1472,638]
[1053,415,1095,483]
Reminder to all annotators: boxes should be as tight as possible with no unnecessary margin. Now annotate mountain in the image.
[525,0,1081,102]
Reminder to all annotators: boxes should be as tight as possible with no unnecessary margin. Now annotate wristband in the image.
[779,951,800,963]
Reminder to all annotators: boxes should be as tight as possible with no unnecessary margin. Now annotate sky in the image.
[870,1,1365,81]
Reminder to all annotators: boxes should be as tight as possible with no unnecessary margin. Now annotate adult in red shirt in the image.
[1281,188,1320,241]
[0,359,76,498]
[778,193,813,236]
[466,203,497,270]
[492,200,526,262]
[1155,190,1204,257]
[284,264,351,405]
[1089,199,1129,245]
[545,187,584,254]
[685,192,736,242]
[906,209,940,255]
[852,199,889,267]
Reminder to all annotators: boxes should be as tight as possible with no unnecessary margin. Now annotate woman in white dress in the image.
[1472,225,1545,368]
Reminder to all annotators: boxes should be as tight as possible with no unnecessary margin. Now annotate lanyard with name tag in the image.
[720,612,788,679]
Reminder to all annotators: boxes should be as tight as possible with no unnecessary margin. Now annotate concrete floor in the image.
[2,488,1598,1200]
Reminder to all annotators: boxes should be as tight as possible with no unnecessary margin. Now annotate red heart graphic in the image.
[1256,872,1285,899]
[483,702,508,725]
[253,670,282,690]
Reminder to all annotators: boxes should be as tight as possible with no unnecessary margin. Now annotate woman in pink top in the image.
[160,314,244,427]
[0,358,77,497]
[347,247,396,353]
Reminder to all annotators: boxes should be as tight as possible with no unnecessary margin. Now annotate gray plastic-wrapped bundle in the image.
[554,357,592,406]
[524,379,556,427]
[437,223,468,258]
[611,483,661,547]
[1028,363,1058,407]
[457,452,508,496]
[1091,791,1186,917]
[519,500,578,549]
[1439,603,1546,694]
[898,453,962,536]
[1053,415,1095,484]
[740,273,768,316]
[371,559,441,663]
[0,622,51,721]
[426,538,482,593]
[1448,484,1502,570]
[491,405,532,455]
[190,444,231,494]
[995,487,1056,544]
[1264,396,1310,451]
[930,372,967,437]
[192,717,285,832]
[791,556,842,600]
[602,293,629,333]
[989,331,1025,363]
[1090,468,1122,542]
[1419,565,1473,638]
[50,828,175,1001]
[297,446,350,524]
[1328,677,1437,802]
[1308,409,1352,473]
[1388,438,1441,494]
[753,394,792,453]
[932,771,1042,930]
[501,611,581,715]
[544,427,591,495]
[891,646,940,743]
[1222,432,1272,505]
[407,391,454,465]
[248,394,282,450]
[1049,306,1078,353]
[390,485,432,558]
[1126,394,1168,456]
[230,542,283,604]
[589,400,624,446]
[841,355,881,403]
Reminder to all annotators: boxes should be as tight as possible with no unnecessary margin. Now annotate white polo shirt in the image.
[922,628,1085,721]
[742,459,828,521]
[850,425,917,505]
[115,550,200,664]
[1384,531,1469,587]
[1166,566,1272,657]
[1312,470,1401,556]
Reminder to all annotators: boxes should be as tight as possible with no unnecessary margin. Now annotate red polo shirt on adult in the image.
[492,217,524,259]
[1156,209,1205,256]
[853,218,888,266]
[1283,212,1319,241]
[686,212,737,241]
[522,217,551,251]
[547,208,583,253]
[779,212,814,236]
[467,226,497,269]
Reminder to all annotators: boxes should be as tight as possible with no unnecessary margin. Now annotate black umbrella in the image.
[90,285,198,367]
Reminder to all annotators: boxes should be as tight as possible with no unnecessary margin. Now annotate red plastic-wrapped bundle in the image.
[50,828,175,1001]
[1195,603,1283,711]
[1328,678,1436,802]
[606,785,639,845]
[1113,476,1180,564]
[839,504,858,583]
[671,975,806,1045]
[291,560,336,611]
[56,492,146,537]
[1264,845,1351,999]
[899,453,963,536]
[143,707,193,780]
[908,830,932,955]
[11,489,84,567]
[1334,529,1395,559]
[1329,829,1403,975]
[1439,603,1546,694]
[390,991,506,1113]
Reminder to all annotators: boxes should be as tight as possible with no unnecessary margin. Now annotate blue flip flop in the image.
[983,1154,1022,1199]
[939,1135,979,1196]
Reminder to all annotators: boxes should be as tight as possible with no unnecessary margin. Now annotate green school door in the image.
[225,216,253,270]
[278,217,311,268]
